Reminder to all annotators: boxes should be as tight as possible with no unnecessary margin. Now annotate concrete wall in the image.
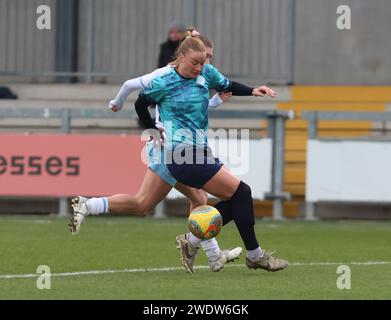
[1,0,294,84]
[191,0,294,83]
[294,0,391,84]
[77,0,294,84]
[0,0,56,82]
[0,0,390,84]
[77,0,194,81]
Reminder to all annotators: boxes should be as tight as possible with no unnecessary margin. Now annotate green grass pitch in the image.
[0,215,390,300]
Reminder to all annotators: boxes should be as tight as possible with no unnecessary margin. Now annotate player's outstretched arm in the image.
[207,64,276,99]
[252,85,276,97]
[109,65,172,112]
[109,78,143,112]
[227,81,276,98]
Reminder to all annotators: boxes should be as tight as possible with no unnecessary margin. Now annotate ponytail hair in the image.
[185,26,213,48]
[169,26,206,66]
[184,26,201,38]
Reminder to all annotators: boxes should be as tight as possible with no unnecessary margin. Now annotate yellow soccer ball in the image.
[187,205,222,240]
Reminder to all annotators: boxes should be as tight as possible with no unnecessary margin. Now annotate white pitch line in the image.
[1,261,390,280]
[288,261,391,266]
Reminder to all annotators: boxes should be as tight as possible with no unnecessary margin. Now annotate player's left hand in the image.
[218,91,232,102]
[252,86,276,98]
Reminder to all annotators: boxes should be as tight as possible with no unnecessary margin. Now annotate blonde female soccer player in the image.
[69,31,241,273]
[141,31,288,272]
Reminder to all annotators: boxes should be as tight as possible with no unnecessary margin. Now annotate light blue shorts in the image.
[146,141,177,187]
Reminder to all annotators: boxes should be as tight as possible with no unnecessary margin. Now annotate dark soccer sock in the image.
[229,181,259,250]
[214,200,233,226]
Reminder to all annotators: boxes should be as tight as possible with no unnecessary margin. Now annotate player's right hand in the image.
[109,103,121,112]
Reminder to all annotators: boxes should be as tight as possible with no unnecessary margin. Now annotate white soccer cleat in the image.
[175,234,199,273]
[209,247,243,272]
[68,196,89,235]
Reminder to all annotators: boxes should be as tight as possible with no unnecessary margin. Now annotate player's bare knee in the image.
[197,190,208,205]
[189,201,201,211]
[190,193,207,208]
[201,190,208,204]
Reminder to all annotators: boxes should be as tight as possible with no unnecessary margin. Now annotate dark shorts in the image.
[166,146,223,189]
